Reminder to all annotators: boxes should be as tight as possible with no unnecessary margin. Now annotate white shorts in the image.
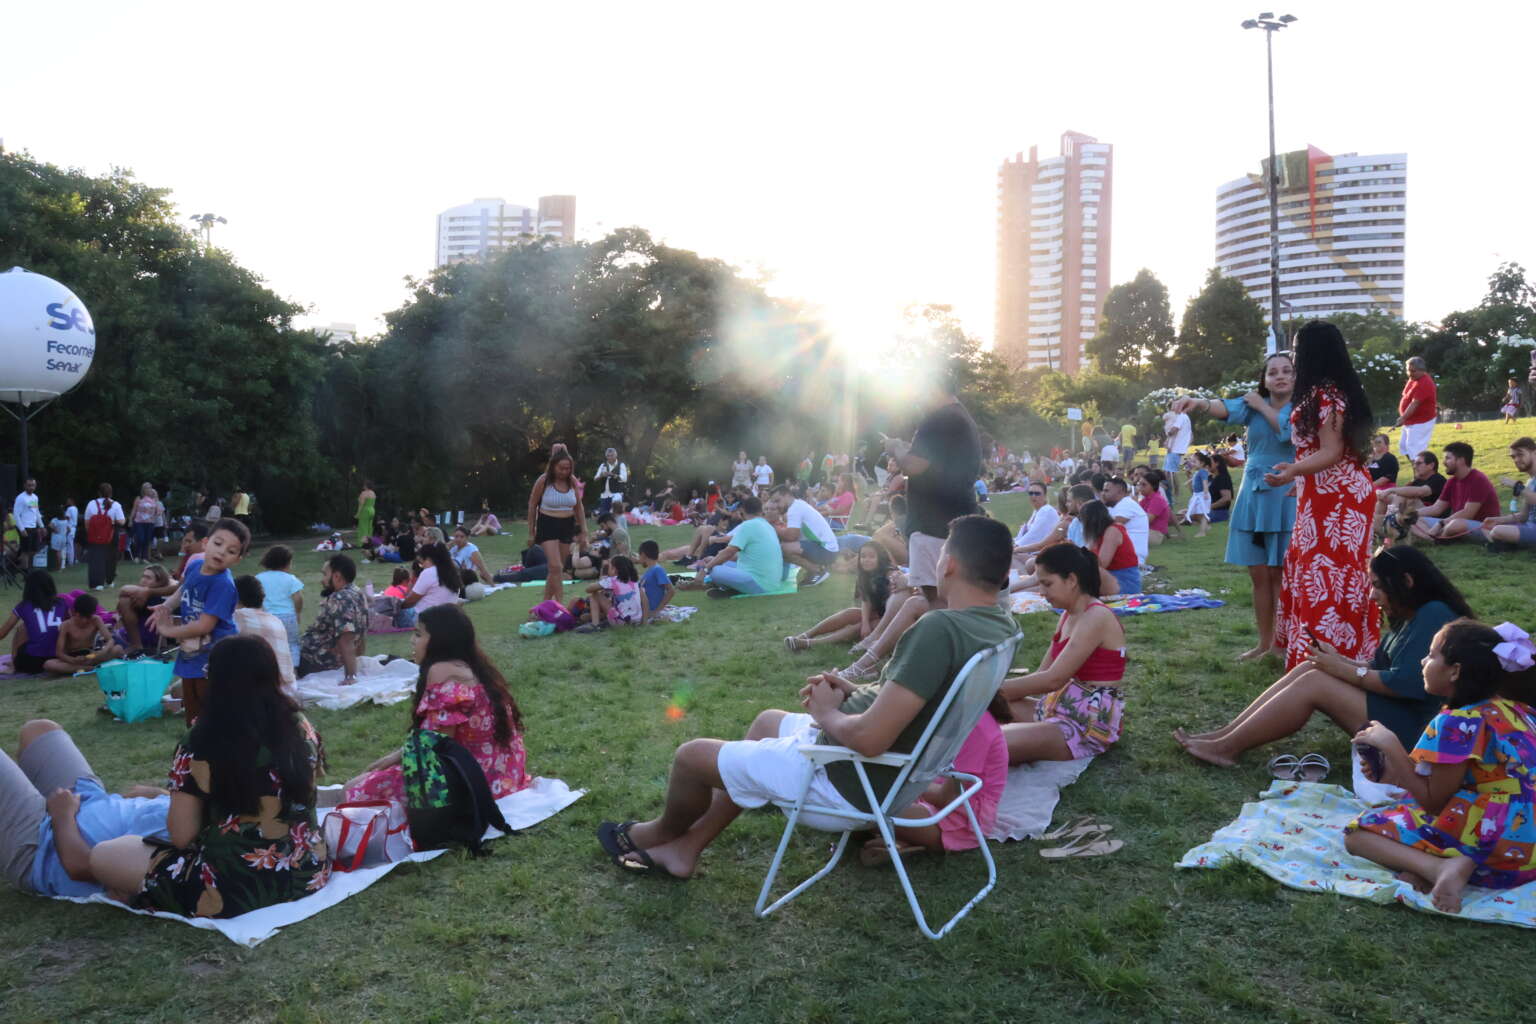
[717,713,863,829]
[907,531,945,588]
[1399,419,1436,459]
[1186,494,1212,517]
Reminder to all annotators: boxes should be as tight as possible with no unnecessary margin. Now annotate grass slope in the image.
[3,420,1535,1023]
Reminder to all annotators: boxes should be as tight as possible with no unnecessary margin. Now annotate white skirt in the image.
[1186,493,1212,518]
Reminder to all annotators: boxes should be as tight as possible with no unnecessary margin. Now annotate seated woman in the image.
[87,636,328,917]
[818,473,858,523]
[869,494,909,567]
[999,544,1127,765]
[398,543,461,627]
[1,570,73,675]
[449,527,493,585]
[1345,619,1536,913]
[468,500,503,537]
[785,544,894,651]
[1175,546,1470,766]
[1207,454,1235,525]
[1080,499,1138,597]
[345,604,530,804]
[1136,471,1171,547]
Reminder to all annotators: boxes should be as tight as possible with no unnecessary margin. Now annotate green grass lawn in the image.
[3,422,1535,1024]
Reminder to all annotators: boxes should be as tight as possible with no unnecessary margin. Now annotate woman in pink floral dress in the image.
[346,604,529,803]
[1264,321,1381,669]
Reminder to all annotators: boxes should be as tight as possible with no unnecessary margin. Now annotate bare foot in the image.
[1181,739,1237,768]
[1429,855,1475,914]
[1236,645,1270,662]
[1394,870,1432,894]
[619,837,697,879]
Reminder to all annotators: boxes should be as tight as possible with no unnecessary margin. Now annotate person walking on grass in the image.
[1394,356,1437,461]
[1171,351,1297,661]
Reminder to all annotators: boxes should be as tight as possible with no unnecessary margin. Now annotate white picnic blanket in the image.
[294,656,417,710]
[52,777,584,946]
[986,756,1096,841]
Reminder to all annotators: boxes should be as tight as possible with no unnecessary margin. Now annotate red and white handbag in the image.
[322,801,412,871]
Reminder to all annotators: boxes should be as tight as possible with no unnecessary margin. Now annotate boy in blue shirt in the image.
[0,720,169,898]
[152,517,249,723]
[637,540,675,623]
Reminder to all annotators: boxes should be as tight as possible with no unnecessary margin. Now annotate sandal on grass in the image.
[596,820,639,864]
[1039,816,1111,842]
[1040,827,1123,859]
[1294,752,1330,782]
[858,838,932,868]
[784,635,811,653]
[1266,754,1300,780]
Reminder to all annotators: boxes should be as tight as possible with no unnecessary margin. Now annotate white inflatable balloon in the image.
[0,267,96,405]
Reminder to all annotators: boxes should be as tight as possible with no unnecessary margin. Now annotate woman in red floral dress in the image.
[1265,321,1381,669]
[345,604,529,804]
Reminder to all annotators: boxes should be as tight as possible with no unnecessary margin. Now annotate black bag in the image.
[400,729,516,854]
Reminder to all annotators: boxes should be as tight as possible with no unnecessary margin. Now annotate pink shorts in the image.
[1036,680,1125,758]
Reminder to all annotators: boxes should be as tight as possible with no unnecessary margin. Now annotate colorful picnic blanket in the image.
[1177,780,1536,928]
[1102,593,1225,615]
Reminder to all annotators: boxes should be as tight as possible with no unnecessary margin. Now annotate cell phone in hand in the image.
[1355,742,1385,782]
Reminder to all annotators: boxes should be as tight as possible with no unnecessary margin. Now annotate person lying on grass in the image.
[1176,546,1471,767]
[997,544,1127,766]
[596,515,1017,879]
[1344,619,1536,913]
[0,719,171,899]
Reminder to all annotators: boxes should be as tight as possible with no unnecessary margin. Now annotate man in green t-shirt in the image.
[698,496,783,597]
[596,515,1018,879]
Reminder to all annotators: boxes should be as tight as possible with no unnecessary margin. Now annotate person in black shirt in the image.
[880,371,980,605]
[1377,449,1446,543]
[1367,433,1401,489]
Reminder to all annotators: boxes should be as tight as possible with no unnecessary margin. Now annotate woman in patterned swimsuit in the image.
[1000,545,1127,765]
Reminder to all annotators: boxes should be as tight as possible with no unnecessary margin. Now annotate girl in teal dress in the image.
[1171,352,1297,660]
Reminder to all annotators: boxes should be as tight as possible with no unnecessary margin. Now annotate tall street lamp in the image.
[1242,12,1297,355]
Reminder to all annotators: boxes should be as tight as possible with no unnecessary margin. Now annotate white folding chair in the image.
[754,632,1022,940]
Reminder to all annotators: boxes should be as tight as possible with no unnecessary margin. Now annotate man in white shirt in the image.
[1012,484,1060,553]
[593,448,628,518]
[1103,477,1150,563]
[1163,406,1192,499]
[766,485,838,586]
[12,478,42,559]
[752,456,774,495]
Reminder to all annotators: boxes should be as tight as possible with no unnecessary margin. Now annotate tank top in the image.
[540,480,578,513]
[1095,523,1137,571]
[1048,604,1127,684]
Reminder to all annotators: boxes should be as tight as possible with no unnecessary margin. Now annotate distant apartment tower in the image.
[316,322,357,345]
[995,131,1112,373]
[1215,149,1405,323]
[435,195,577,267]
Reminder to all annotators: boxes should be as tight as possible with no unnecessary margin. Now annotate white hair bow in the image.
[1493,622,1536,672]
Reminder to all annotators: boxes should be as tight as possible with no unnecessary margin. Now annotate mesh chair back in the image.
[884,633,1020,812]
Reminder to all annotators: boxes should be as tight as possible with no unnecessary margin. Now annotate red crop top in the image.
[1047,605,1127,683]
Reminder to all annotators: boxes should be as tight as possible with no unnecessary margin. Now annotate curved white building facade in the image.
[1215,149,1405,321]
[435,195,576,267]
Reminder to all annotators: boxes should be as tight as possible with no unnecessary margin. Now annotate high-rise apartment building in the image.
[995,131,1112,373]
[435,195,577,267]
[1215,149,1405,323]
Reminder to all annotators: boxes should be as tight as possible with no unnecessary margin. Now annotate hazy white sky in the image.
[4,0,1531,351]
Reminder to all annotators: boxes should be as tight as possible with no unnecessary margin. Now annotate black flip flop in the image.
[596,820,638,865]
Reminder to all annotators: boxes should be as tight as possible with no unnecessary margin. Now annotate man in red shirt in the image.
[1410,442,1498,543]
[1394,356,1437,460]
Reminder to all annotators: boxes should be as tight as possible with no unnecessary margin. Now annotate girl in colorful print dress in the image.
[346,604,530,805]
[1265,321,1380,669]
[1346,620,1536,914]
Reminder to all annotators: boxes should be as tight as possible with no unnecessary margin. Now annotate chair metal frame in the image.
[754,633,1021,940]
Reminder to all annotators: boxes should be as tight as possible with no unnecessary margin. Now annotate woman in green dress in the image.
[356,481,377,544]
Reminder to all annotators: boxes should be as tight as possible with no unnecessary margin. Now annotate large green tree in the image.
[1086,269,1173,378]
[0,152,330,529]
[1154,269,1267,389]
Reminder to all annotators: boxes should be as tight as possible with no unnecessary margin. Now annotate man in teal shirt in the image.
[596,515,1018,878]
[700,496,783,597]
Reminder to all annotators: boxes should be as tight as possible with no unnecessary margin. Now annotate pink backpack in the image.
[529,600,578,632]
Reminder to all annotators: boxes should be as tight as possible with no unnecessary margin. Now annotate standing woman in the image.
[526,444,587,606]
[130,483,162,563]
[355,480,377,544]
[730,450,753,491]
[84,484,126,590]
[1267,321,1379,668]
[1173,352,1298,661]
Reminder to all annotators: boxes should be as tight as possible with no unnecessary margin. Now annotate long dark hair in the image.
[1036,544,1101,598]
[853,543,893,615]
[1369,546,1472,627]
[21,568,57,609]
[1255,351,1295,401]
[418,542,462,592]
[1291,321,1374,461]
[188,637,312,817]
[1078,499,1114,549]
[1437,619,1536,708]
[544,443,575,486]
[410,604,522,744]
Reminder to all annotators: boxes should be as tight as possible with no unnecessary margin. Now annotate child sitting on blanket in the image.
[636,541,675,624]
[1345,619,1536,914]
[53,594,123,673]
[577,556,643,632]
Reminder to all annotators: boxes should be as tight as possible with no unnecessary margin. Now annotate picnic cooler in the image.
[323,802,413,871]
[97,658,177,723]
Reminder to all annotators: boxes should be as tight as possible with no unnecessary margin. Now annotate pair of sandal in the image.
[1267,752,1330,782]
[596,820,678,879]
[1037,816,1122,859]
